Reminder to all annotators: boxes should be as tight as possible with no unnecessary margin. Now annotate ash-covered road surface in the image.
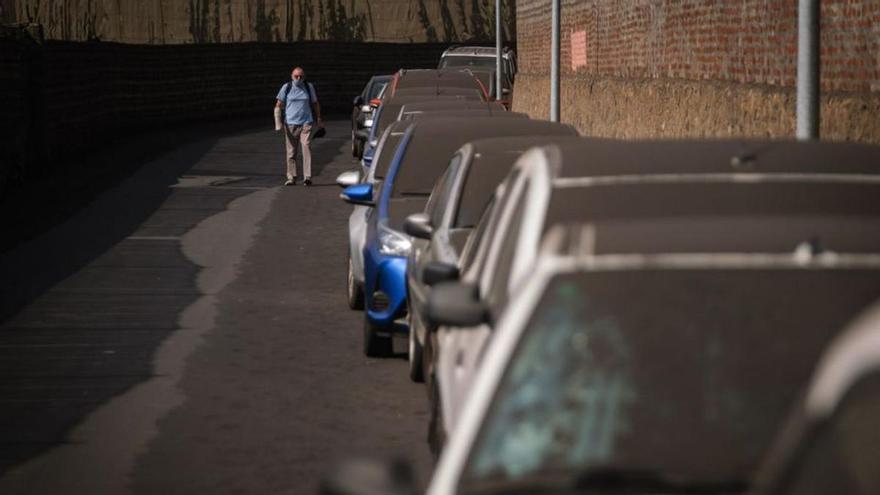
[0,120,433,494]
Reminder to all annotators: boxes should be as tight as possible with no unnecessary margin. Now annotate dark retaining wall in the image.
[0,36,451,198]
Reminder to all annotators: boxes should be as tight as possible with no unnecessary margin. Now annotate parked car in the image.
[429,248,880,494]
[323,244,880,495]
[340,117,579,357]
[438,45,517,83]
[424,138,880,453]
[753,300,880,495]
[389,68,488,97]
[339,121,412,310]
[397,99,507,118]
[393,86,485,100]
[339,111,528,311]
[351,75,392,158]
[404,135,582,383]
[363,94,481,170]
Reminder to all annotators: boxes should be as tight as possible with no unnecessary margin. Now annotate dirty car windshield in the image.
[460,269,880,493]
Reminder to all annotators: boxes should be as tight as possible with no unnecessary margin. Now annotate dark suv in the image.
[351,75,392,158]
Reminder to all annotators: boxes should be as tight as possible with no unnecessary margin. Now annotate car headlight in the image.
[378,224,412,256]
[365,118,374,127]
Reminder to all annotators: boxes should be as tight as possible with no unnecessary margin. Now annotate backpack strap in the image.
[305,82,320,123]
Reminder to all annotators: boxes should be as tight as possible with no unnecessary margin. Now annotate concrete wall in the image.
[514,0,880,143]
[11,0,515,43]
[0,34,451,197]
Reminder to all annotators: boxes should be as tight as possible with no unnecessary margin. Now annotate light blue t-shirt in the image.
[276,81,317,126]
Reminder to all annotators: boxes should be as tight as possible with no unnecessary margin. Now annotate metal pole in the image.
[796,0,820,140]
[550,0,560,122]
[496,0,502,101]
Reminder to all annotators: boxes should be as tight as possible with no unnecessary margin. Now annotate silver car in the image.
[426,138,880,452]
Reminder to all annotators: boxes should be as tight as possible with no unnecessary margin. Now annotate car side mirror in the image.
[403,213,433,240]
[341,184,375,207]
[336,170,361,188]
[320,458,417,495]
[422,261,459,287]
[353,95,365,106]
[426,282,488,328]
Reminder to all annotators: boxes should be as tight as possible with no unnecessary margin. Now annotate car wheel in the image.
[347,256,364,310]
[407,317,424,383]
[351,130,358,157]
[363,316,392,357]
[427,378,447,459]
[354,138,364,159]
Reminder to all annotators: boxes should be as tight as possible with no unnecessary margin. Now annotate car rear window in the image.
[454,151,524,228]
[462,268,880,490]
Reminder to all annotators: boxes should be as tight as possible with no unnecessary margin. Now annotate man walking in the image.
[275,67,323,186]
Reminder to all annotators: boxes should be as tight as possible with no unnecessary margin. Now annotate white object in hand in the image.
[274,107,283,131]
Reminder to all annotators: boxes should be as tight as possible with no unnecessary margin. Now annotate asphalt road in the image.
[0,120,433,494]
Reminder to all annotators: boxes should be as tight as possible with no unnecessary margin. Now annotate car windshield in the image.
[368,80,388,100]
[460,268,880,493]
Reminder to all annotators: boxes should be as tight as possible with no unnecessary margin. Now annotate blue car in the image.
[342,130,415,356]
[342,116,582,357]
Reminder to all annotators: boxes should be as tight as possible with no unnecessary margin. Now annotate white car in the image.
[425,138,880,451]
[428,240,880,494]
[321,241,880,495]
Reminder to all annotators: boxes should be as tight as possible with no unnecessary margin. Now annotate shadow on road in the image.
[0,118,268,474]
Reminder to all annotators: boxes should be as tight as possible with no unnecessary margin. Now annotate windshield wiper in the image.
[574,467,748,494]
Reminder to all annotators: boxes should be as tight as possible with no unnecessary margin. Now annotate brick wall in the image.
[0,37,450,197]
[514,0,880,142]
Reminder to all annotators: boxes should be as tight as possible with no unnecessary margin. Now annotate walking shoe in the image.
[303,177,313,186]
[285,178,296,186]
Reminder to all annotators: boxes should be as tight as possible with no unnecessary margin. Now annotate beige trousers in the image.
[284,123,312,180]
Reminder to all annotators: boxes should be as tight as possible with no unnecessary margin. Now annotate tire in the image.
[347,256,364,310]
[408,317,425,383]
[427,378,447,459]
[354,138,364,160]
[351,130,358,157]
[363,316,392,357]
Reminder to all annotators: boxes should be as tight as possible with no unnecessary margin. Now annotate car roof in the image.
[374,95,479,138]
[442,46,511,58]
[545,139,880,179]
[395,68,482,89]
[541,180,880,254]
[399,99,501,113]
[393,86,484,99]
[404,109,526,121]
[390,118,578,195]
